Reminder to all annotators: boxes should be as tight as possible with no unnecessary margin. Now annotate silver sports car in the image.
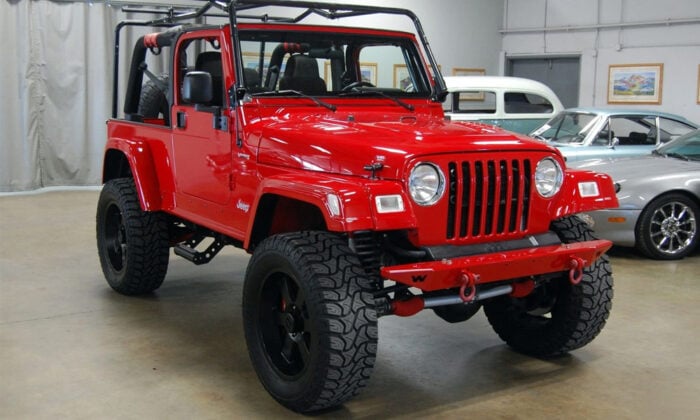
[574,129,700,260]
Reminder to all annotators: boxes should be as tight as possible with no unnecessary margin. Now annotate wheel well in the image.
[103,149,132,182]
[639,190,700,216]
[249,195,327,249]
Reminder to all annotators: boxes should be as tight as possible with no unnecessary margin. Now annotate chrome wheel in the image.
[637,193,700,260]
[649,201,696,255]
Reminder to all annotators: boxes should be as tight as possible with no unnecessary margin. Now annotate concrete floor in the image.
[1,189,699,419]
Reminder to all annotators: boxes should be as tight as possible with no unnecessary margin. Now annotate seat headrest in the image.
[195,51,222,75]
[284,54,320,79]
[243,67,261,88]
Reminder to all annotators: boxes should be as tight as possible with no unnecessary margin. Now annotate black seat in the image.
[628,131,648,145]
[278,54,326,95]
[243,67,262,91]
[195,51,224,106]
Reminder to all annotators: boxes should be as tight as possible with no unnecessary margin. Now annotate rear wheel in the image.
[96,178,169,295]
[483,216,613,357]
[242,231,377,413]
[636,193,699,260]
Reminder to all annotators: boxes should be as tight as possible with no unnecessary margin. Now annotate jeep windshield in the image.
[239,29,433,99]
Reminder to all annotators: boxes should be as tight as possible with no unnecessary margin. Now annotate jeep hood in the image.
[255,111,557,179]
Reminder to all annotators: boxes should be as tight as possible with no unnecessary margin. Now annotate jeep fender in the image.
[103,137,167,212]
[245,173,417,249]
[552,170,619,217]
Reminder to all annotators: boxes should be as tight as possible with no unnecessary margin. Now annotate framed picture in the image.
[360,62,378,85]
[607,63,663,104]
[324,61,332,86]
[394,64,442,90]
[452,67,485,76]
[451,68,487,101]
[393,64,411,90]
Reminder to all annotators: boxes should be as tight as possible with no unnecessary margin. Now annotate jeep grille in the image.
[446,159,532,239]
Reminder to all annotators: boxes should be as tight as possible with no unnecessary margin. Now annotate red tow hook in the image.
[568,257,586,285]
[458,271,478,303]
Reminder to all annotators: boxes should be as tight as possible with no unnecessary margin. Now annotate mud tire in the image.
[96,178,169,295]
[483,216,613,357]
[242,231,377,413]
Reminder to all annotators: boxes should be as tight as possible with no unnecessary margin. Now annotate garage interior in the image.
[2,0,700,418]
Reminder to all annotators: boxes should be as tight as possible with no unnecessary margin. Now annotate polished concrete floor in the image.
[1,190,699,419]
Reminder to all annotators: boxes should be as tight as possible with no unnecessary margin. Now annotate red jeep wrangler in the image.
[97,0,618,413]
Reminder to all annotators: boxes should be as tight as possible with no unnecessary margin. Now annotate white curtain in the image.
[1,0,116,191]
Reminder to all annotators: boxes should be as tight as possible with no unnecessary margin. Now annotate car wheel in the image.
[242,231,377,413]
[636,193,699,260]
[96,178,169,295]
[482,216,613,357]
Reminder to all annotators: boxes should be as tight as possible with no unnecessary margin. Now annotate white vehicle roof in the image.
[444,75,558,95]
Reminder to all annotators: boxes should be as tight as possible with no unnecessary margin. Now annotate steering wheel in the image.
[341,81,374,92]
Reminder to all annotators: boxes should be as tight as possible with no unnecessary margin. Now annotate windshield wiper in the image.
[339,89,414,111]
[665,152,691,161]
[251,90,336,111]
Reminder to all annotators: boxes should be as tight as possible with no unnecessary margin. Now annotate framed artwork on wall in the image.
[607,63,663,105]
[360,62,378,85]
[393,64,410,90]
[393,64,442,90]
[452,67,485,76]
[324,61,331,86]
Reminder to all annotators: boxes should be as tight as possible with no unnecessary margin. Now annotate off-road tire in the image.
[635,193,699,260]
[483,216,613,357]
[242,231,377,413]
[138,76,169,121]
[96,178,169,295]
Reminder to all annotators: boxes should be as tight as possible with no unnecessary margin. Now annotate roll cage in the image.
[112,0,448,118]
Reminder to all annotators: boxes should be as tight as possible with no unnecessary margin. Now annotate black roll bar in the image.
[111,0,447,118]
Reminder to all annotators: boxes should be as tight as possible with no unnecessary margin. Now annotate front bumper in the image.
[381,239,612,291]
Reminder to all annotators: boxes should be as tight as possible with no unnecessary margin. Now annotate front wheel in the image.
[635,193,699,260]
[242,232,377,413]
[483,216,613,357]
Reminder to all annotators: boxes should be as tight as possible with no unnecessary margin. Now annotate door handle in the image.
[176,111,187,128]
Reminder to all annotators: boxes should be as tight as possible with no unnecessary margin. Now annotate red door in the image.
[171,32,232,206]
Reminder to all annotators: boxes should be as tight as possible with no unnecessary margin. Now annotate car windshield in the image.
[656,130,700,161]
[239,29,432,99]
[530,112,598,144]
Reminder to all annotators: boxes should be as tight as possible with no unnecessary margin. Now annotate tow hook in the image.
[458,271,478,303]
[568,257,586,285]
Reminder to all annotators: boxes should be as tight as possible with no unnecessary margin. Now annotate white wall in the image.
[502,0,700,122]
[280,0,504,76]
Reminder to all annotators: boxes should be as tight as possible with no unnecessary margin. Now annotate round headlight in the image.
[535,157,563,198]
[409,163,445,206]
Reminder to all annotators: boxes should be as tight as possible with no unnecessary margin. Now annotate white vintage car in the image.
[443,76,564,134]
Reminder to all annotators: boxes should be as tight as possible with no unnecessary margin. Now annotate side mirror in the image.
[182,71,213,104]
[610,137,620,149]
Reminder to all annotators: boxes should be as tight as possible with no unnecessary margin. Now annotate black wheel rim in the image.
[515,280,562,319]
[104,203,127,272]
[649,201,697,256]
[258,272,312,379]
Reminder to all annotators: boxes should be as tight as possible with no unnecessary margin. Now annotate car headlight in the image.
[409,163,445,206]
[534,157,563,198]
